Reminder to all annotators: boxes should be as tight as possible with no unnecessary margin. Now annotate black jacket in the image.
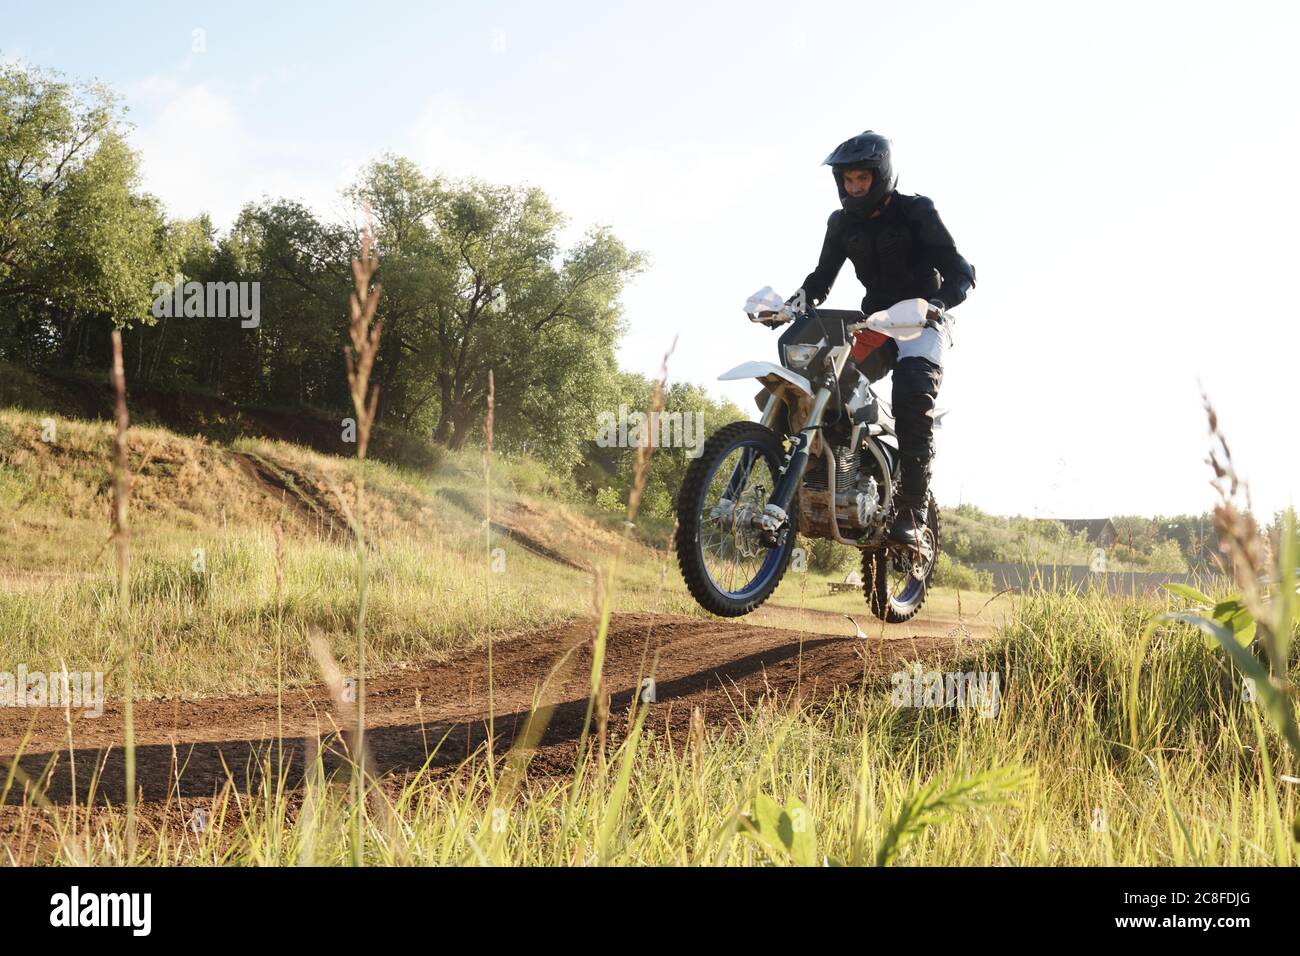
[799,192,976,314]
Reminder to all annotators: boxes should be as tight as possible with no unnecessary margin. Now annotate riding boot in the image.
[887,356,942,550]
[888,454,932,549]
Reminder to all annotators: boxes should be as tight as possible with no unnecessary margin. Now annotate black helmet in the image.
[823,130,896,218]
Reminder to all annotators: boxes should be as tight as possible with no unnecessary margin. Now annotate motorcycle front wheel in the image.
[674,420,797,617]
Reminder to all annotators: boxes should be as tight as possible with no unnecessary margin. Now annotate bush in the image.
[595,485,624,513]
[931,552,994,591]
[497,452,580,502]
[804,537,857,575]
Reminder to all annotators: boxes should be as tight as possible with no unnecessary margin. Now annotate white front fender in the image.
[719,361,817,444]
[717,361,812,396]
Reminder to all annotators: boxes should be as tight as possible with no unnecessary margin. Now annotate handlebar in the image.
[749,302,945,332]
[748,304,795,326]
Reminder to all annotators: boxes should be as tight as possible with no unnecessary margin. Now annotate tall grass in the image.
[339,227,384,866]
[4,498,1296,865]
[108,329,136,860]
[8,582,1295,865]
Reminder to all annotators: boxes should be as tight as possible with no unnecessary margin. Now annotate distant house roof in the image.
[1057,518,1118,543]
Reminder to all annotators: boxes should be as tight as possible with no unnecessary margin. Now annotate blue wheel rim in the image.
[695,437,787,600]
[893,576,925,609]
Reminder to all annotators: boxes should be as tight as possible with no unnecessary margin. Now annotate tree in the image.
[0,63,118,298]
[585,371,746,521]
[349,158,646,461]
[220,200,353,404]
[0,63,171,368]
[2,62,654,478]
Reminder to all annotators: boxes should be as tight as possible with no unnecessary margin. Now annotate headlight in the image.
[784,344,819,369]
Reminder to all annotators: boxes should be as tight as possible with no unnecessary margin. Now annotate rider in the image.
[778,130,976,550]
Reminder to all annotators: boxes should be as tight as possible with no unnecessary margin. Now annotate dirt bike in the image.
[674,292,944,623]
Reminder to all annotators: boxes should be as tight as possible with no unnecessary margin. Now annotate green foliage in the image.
[586,371,747,521]
[1165,585,1259,651]
[875,767,1029,867]
[0,63,174,369]
[942,508,1006,563]
[737,794,820,866]
[1,63,647,477]
[595,485,624,513]
[1158,508,1300,844]
[804,536,855,575]
[943,506,1202,571]
[932,552,994,591]
[346,158,645,464]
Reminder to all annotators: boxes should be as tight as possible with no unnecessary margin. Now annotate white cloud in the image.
[128,79,359,230]
[405,93,779,246]
[403,93,808,395]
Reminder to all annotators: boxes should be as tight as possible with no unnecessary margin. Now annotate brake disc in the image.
[729,485,767,559]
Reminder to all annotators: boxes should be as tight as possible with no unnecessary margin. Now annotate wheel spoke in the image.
[696,441,782,597]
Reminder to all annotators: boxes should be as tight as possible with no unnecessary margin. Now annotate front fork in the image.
[723,382,835,547]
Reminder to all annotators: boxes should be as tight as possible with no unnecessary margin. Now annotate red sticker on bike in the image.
[852,328,889,362]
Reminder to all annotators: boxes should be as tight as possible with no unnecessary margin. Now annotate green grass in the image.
[0,406,994,700]
[12,587,1297,866]
[0,408,706,700]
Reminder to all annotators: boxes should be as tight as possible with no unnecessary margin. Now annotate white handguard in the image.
[863,297,954,367]
[743,286,792,325]
[862,297,931,341]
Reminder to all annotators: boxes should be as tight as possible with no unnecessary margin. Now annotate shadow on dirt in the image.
[8,636,847,805]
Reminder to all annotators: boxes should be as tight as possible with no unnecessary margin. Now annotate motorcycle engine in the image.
[798,441,881,539]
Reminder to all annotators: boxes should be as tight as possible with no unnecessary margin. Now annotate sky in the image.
[5,0,1297,520]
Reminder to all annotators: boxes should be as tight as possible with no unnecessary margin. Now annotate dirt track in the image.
[1,607,991,807]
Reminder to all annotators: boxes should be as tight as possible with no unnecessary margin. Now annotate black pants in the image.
[857,340,943,502]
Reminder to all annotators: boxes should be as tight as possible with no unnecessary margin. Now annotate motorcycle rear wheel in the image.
[863,491,940,623]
